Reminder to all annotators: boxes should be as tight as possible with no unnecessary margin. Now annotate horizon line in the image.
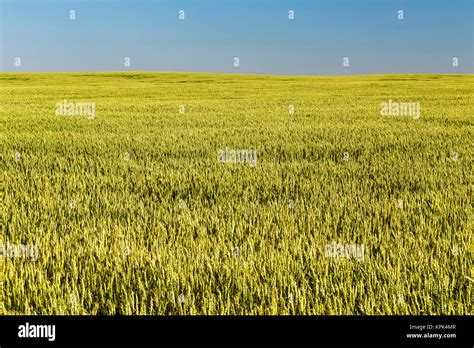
[1,71,472,78]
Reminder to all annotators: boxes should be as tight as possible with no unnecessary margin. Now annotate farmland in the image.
[1,73,472,314]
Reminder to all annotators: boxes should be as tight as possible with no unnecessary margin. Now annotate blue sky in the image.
[1,0,472,75]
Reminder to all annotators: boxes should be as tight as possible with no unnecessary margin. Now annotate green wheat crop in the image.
[1,73,472,315]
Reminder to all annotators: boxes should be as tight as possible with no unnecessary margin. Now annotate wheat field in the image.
[1,73,472,315]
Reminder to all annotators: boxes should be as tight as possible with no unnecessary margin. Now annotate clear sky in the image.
[1,0,472,75]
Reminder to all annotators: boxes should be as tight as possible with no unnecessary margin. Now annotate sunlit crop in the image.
[1,73,472,314]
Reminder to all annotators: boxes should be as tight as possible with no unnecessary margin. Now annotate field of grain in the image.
[1,73,472,314]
